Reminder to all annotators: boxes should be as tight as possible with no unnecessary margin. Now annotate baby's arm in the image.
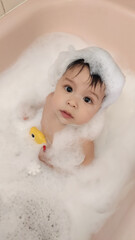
[38,147,65,174]
[38,146,53,168]
[81,140,94,166]
[38,139,94,169]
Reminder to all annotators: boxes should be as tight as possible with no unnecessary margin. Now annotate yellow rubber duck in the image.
[29,127,47,144]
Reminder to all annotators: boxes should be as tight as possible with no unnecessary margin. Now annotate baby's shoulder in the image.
[81,139,94,166]
[81,139,94,153]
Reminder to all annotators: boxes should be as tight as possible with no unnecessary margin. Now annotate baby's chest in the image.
[41,109,62,144]
[41,115,55,144]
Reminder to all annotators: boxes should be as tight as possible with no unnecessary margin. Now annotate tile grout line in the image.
[0,0,6,13]
[0,0,27,18]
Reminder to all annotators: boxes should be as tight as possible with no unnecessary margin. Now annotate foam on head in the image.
[50,47,125,111]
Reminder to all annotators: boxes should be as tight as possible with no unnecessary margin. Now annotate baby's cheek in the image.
[79,111,93,125]
[52,96,61,110]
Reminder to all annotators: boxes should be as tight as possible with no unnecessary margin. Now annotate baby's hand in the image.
[17,102,37,120]
[38,146,53,168]
[17,101,44,121]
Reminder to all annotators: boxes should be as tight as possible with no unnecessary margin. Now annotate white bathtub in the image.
[0,0,135,239]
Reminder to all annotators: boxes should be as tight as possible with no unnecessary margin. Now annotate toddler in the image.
[38,47,125,170]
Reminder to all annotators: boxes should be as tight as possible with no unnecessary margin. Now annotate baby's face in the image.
[52,65,105,126]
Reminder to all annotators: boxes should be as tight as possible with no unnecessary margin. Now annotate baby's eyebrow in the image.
[89,91,99,100]
[65,77,74,83]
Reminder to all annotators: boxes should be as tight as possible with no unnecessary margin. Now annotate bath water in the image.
[0,32,135,240]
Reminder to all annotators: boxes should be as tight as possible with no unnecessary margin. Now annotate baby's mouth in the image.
[60,110,73,119]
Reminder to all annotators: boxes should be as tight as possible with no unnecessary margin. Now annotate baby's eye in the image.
[83,96,92,104]
[64,85,73,93]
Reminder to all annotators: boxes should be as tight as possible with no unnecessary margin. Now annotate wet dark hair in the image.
[66,58,103,89]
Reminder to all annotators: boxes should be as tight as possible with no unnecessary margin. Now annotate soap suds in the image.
[0,32,135,240]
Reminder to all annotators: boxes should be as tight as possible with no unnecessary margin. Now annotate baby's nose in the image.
[67,98,78,108]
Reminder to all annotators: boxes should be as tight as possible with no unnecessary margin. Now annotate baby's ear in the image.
[68,45,76,51]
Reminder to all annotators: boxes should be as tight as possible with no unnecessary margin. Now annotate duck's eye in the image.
[83,97,92,103]
[64,86,73,92]
[31,134,35,138]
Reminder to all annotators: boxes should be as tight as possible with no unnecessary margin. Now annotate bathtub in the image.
[0,0,135,239]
